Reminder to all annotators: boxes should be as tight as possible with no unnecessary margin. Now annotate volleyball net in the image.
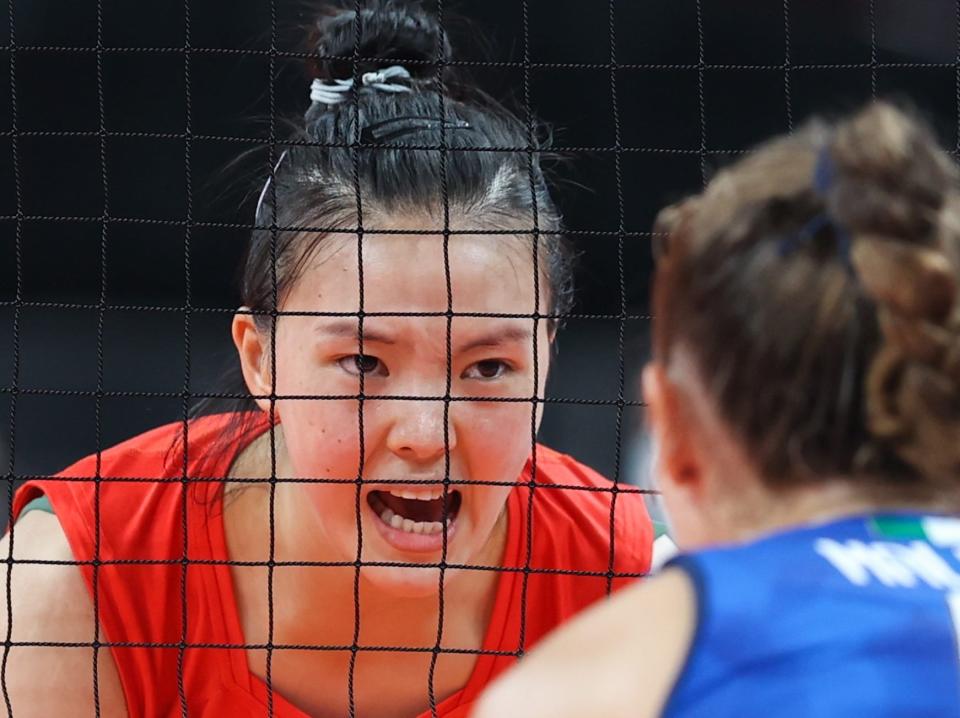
[2,0,960,716]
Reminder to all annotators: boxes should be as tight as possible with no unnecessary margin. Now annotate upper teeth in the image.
[388,488,444,501]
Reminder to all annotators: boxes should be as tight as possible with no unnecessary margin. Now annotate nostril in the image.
[388,437,453,460]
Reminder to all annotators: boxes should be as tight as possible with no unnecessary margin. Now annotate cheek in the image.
[278,400,362,479]
[272,332,363,477]
[303,484,363,527]
[456,402,537,484]
[467,402,535,447]
[472,485,514,527]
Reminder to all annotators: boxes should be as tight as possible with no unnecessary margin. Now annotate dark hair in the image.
[188,0,574,460]
[244,0,573,324]
[652,102,960,502]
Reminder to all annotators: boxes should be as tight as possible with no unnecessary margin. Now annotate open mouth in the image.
[367,488,463,536]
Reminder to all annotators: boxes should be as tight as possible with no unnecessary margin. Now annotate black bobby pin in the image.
[359,116,473,145]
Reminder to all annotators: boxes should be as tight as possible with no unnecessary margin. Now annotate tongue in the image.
[378,492,449,523]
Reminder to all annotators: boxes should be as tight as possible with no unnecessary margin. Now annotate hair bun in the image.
[309,1,451,84]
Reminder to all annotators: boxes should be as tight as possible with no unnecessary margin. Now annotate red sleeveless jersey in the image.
[12,413,652,717]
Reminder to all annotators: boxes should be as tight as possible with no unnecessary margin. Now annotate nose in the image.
[385,395,457,463]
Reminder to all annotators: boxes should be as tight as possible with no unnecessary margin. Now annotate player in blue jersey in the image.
[473,102,960,717]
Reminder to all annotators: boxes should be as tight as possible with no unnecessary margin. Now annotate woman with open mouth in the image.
[2,2,654,716]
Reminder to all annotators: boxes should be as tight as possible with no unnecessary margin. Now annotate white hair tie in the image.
[257,66,415,222]
[309,65,413,106]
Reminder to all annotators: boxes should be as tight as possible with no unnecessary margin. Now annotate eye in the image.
[338,354,387,377]
[462,359,511,380]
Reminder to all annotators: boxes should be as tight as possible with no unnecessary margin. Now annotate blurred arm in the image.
[472,568,696,718]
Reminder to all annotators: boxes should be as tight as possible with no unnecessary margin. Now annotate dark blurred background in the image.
[0,0,957,505]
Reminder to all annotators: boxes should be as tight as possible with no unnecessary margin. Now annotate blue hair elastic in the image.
[812,144,838,196]
[777,145,854,271]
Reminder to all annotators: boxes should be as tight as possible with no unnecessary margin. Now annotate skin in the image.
[0,511,126,718]
[472,344,918,718]
[1,213,553,718]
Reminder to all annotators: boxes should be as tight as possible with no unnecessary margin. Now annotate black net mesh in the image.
[3,0,960,716]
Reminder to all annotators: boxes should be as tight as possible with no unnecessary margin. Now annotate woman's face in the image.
[243,216,552,595]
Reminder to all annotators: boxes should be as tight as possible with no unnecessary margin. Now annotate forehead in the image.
[284,227,541,316]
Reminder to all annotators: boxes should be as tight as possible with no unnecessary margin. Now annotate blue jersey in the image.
[663,513,960,717]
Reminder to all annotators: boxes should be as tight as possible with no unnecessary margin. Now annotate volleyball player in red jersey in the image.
[3,2,653,716]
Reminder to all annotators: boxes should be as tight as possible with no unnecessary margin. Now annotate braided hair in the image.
[652,102,960,502]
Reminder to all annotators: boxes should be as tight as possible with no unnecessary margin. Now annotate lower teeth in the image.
[379,507,447,535]
[368,492,457,536]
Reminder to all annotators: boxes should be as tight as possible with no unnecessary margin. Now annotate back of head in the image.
[652,102,960,503]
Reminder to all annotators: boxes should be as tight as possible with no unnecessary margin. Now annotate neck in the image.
[715,477,945,546]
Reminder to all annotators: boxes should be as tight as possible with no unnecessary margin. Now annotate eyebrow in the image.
[314,320,534,352]
[314,320,397,346]
[457,325,533,353]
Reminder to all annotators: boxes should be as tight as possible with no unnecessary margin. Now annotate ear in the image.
[642,362,703,496]
[232,309,273,413]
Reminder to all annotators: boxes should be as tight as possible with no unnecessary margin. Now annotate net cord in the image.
[783,0,794,133]
[512,0,541,663]
[91,0,112,712]
[696,0,707,186]
[2,2,941,715]
[9,44,960,72]
[602,0,626,597]
[956,0,960,153]
[426,0,453,713]
[0,219,662,239]
[0,559,651,576]
[1,0,22,711]
[0,304,653,321]
[869,0,878,99]
[347,3,367,715]
[175,0,195,714]
[0,389,653,408]
[264,0,281,714]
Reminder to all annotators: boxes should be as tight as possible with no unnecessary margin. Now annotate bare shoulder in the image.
[474,568,697,718]
[0,512,127,718]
